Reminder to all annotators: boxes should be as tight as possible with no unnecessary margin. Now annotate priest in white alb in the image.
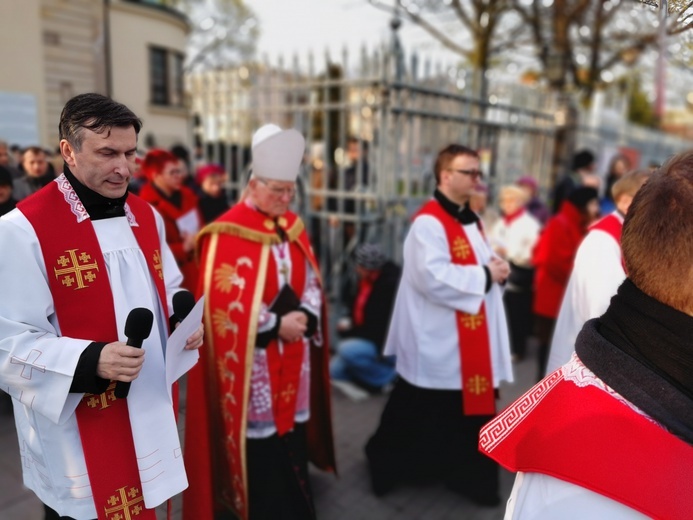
[365,144,513,506]
[0,93,203,520]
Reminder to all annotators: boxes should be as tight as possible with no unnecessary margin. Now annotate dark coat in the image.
[341,261,401,353]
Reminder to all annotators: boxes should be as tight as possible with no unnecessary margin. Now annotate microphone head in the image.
[124,308,154,340]
[173,291,196,321]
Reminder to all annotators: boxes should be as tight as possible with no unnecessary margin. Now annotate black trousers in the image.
[365,378,499,501]
[504,288,534,359]
[246,422,315,520]
[44,504,92,520]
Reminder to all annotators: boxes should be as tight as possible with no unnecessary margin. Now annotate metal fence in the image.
[188,27,691,301]
[188,34,559,299]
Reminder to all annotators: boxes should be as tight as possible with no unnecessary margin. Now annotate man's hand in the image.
[279,311,308,343]
[97,342,145,382]
[184,324,204,350]
[182,232,196,254]
[488,257,510,284]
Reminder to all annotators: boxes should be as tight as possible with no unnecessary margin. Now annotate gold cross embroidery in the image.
[466,375,490,395]
[85,382,117,410]
[452,237,471,260]
[54,249,99,290]
[460,313,484,330]
[104,486,145,520]
[281,384,296,404]
[152,250,163,280]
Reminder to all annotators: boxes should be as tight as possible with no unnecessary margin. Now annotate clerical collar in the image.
[434,189,479,225]
[63,165,128,220]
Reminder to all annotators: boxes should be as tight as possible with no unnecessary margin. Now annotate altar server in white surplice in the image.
[365,144,513,507]
[546,169,650,375]
[0,93,203,520]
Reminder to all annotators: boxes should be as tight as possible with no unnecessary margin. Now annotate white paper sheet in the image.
[165,295,204,393]
[176,209,200,237]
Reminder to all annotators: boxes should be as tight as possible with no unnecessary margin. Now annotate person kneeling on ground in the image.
[330,244,400,401]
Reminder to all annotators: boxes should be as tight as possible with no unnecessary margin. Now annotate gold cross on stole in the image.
[54,249,99,289]
[104,486,145,520]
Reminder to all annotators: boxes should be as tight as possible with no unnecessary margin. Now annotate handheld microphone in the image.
[172,290,196,322]
[114,307,154,399]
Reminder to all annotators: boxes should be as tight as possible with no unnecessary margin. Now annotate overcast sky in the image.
[248,0,455,65]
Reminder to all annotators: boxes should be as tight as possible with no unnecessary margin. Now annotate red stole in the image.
[183,203,336,520]
[480,363,693,519]
[589,212,625,271]
[416,200,495,415]
[262,235,307,436]
[17,178,167,520]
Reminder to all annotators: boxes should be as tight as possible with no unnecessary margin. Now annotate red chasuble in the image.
[415,200,495,415]
[183,203,336,520]
[139,183,200,293]
[480,357,693,520]
[17,176,168,520]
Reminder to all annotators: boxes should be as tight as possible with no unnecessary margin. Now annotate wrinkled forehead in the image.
[260,178,295,189]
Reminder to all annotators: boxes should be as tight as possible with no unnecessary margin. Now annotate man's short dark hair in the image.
[434,144,478,185]
[622,151,693,314]
[59,93,142,151]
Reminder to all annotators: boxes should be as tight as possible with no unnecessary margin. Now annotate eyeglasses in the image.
[448,168,483,180]
[257,178,296,198]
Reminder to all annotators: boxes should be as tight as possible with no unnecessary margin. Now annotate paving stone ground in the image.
[0,315,539,520]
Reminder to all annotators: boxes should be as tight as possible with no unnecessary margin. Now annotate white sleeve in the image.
[405,215,486,314]
[506,217,541,266]
[507,472,650,520]
[546,230,625,374]
[0,211,90,425]
[571,230,625,321]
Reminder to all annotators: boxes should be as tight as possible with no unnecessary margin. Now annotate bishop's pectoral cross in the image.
[279,262,290,280]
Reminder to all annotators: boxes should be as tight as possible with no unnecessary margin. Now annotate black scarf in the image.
[576,279,693,445]
[63,165,128,220]
[434,189,479,225]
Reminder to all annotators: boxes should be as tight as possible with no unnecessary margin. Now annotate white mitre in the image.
[251,124,305,182]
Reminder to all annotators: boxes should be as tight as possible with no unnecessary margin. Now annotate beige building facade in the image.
[0,0,190,150]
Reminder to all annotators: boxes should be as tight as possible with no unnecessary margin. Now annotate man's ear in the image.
[616,194,634,215]
[59,139,76,168]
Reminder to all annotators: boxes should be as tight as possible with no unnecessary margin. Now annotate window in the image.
[43,31,60,45]
[149,46,184,107]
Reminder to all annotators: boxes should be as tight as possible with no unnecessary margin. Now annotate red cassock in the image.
[183,203,336,520]
[139,183,200,292]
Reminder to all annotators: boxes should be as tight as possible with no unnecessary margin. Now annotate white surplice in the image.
[488,211,541,267]
[0,207,189,518]
[384,213,513,389]
[546,211,625,374]
[504,472,650,519]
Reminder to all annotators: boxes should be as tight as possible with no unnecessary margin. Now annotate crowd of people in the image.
[0,92,691,520]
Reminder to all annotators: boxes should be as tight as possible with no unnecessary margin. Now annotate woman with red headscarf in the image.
[139,149,201,292]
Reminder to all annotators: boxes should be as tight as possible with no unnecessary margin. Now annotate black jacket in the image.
[341,261,401,353]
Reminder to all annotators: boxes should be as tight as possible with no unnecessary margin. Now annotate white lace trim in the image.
[54,174,138,227]
[55,175,89,223]
[562,353,655,422]
[124,202,139,227]
[480,353,656,454]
